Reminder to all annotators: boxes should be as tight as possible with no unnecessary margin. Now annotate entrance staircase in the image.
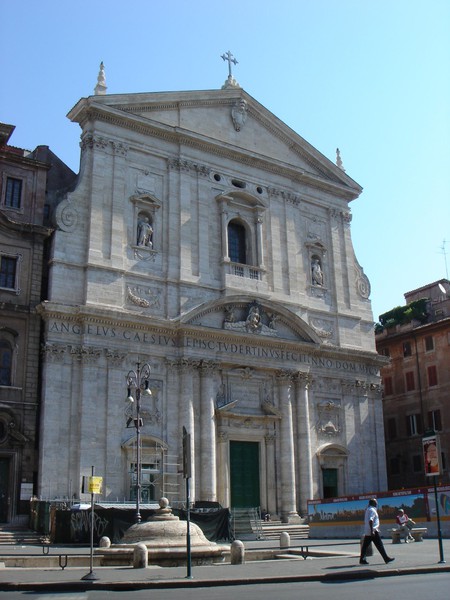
[259,519,310,540]
[0,524,47,545]
[231,508,309,540]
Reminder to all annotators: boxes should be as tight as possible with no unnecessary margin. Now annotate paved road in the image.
[0,537,448,593]
[1,572,449,599]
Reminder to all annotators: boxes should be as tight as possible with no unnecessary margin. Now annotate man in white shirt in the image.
[360,498,395,565]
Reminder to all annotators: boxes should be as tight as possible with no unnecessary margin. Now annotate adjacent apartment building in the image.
[376,279,450,490]
[0,123,75,523]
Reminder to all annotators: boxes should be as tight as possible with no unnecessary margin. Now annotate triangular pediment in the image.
[68,89,361,198]
[181,295,322,345]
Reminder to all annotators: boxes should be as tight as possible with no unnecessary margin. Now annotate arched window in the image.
[0,341,12,386]
[228,220,247,264]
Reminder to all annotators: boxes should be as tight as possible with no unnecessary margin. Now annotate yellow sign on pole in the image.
[88,476,103,494]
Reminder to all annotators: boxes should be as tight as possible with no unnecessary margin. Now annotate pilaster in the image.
[198,360,218,501]
[276,370,300,522]
[295,371,313,515]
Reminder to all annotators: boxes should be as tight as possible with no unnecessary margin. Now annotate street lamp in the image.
[126,360,152,524]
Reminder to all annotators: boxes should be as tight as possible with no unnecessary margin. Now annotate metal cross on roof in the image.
[221,51,238,78]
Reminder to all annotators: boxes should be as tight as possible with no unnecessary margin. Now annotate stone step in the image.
[261,529,310,540]
[0,527,47,545]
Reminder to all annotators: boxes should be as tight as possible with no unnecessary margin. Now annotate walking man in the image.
[360,498,395,565]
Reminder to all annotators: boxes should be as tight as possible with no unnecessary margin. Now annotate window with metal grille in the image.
[387,417,397,439]
[412,454,422,472]
[384,376,393,396]
[428,409,442,431]
[427,365,438,387]
[228,221,247,264]
[5,177,22,209]
[405,370,415,391]
[424,336,434,352]
[0,255,17,289]
[0,341,12,386]
[403,341,412,357]
[406,413,423,436]
[389,456,400,475]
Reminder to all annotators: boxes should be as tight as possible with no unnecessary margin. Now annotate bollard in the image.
[133,543,148,569]
[280,531,290,549]
[230,540,245,564]
[99,536,111,548]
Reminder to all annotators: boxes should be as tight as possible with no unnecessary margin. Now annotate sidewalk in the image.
[0,537,449,592]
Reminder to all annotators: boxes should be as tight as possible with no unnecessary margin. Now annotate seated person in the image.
[396,509,415,542]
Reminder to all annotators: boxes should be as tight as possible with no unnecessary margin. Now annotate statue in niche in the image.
[311,257,324,286]
[231,99,248,131]
[137,216,153,248]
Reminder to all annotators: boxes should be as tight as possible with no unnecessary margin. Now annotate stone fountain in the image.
[97,497,229,567]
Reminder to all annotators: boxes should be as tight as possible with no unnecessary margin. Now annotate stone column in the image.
[180,359,196,502]
[256,210,265,269]
[217,430,229,507]
[199,361,217,501]
[295,371,313,516]
[265,434,277,516]
[218,196,231,262]
[276,370,300,522]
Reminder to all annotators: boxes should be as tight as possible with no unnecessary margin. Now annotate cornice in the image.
[0,210,53,238]
[78,105,360,201]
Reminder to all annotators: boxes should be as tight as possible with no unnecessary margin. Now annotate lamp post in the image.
[126,360,152,524]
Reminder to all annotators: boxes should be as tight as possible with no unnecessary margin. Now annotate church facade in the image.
[37,70,387,519]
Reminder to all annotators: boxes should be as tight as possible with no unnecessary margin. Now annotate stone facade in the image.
[376,279,450,489]
[37,85,386,519]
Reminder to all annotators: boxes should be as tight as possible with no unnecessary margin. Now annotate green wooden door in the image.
[322,468,338,498]
[0,458,9,522]
[230,441,260,508]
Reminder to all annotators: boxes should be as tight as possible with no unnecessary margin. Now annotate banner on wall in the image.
[307,486,450,526]
[423,434,441,477]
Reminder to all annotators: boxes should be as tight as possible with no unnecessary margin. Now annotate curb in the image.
[1,564,449,592]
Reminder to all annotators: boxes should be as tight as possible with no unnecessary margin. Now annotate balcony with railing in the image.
[224,261,268,293]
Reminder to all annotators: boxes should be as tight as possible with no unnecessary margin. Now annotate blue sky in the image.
[1,0,449,321]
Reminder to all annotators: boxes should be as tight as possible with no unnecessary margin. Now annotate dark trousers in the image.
[360,530,389,561]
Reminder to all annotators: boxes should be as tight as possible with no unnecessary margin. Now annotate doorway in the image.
[322,467,338,498]
[230,441,260,508]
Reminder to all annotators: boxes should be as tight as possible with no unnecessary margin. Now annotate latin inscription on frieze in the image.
[47,320,379,376]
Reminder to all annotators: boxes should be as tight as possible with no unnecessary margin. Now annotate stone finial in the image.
[94,62,107,95]
[336,148,345,171]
